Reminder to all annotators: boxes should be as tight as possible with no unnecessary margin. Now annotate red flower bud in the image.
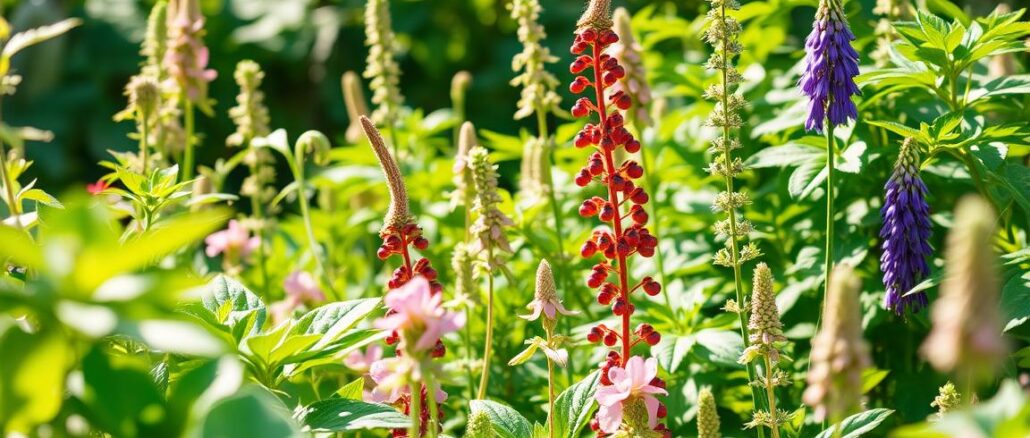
[630,188,649,204]
[599,203,616,222]
[580,241,598,258]
[599,30,619,45]
[570,76,591,93]
[645,331,661,346]
[624,139,641,153]
[575,169,592,187]
[413,236,429,250]
[631,205,648,225]
[377,246,391,260]
[643,278,662,296]
[602,331,618,347]
[579,199,599,217]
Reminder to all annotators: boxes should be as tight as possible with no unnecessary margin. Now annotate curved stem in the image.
[763,355,781,438]
[477,245,496,399]
[182,100,195,180]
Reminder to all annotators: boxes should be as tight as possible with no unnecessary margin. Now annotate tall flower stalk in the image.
[703,0,765,421]
[879,138,931,316]
[362,116,448,437]
[364,0,405,157]
[450,121,478,397]
[468,145,514,399]
[800,0,861,299]
[164,0,216,180]
[120,75,161,174]
[739,264,790,438]
[568,1,667,435]
[510,260,576,438]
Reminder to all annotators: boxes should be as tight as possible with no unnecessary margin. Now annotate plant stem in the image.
[139,109,150,175]
[763,355,781,438]
[545,326,557,438]
[477,245,496,399]
[183,100,195,180]
[715,1,765,425]
[248,156,271,297]
[425,372,440,438]
[0,97,21,231]
[294,156,338,300]
[408,381,422,438]
[824,121,836,302]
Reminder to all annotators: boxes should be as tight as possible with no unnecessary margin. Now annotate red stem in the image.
[591,42,632,367]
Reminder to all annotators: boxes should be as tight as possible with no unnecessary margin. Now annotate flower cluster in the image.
[799,0,861,132]
[609,7,651,128]
[567,1,667,436]
[468,146,514,258]
[803,264,871,423]
[364,0,405,129]
[697,387,721,438]
[509,0,562,121]
[921,196,1007,386]
[204,219,260,272]
[270,271,326,322]
[164,0,216,107]
[740,264,791,435]
[227,61,271,148]
[879,138,932,316]
[930,381,960,418]
[361,116,449,436]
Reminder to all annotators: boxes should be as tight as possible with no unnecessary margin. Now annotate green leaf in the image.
[193,275,267,342]
[336,379,365,400]
[18,188,62,208]
[1002,271,1030,332]
[867,120,924,141]
[552,371,600,438]
[861,368,890,394]
[0,327,70,433]
[297,398,409,431]
[747,142,823,169]
[653,333,695,373]
[470,399,533,438]
[289,298,381,351]
[692,329,744,366]
[200,386,301,437]
[0,225,43,269]
[1,18,81,66]
[79,346,170,437]
[814,408,895,438]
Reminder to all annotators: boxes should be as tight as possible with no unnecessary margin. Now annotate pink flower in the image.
[594,356,667,433]
[365,356,448,404]
[345,344,383,374]
[374,276,465,353]
[204,220,260,259]
[284,271,326,304]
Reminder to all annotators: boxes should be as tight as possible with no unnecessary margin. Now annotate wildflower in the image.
[364,0,404,128]
[697,387,721,438]
[609,7,651,128]
[521,259,577,323]
[595,356,668,434]
[366,355,448,405]
[164,0,217,106]
[376,277,464,353]
[345,344,384,374]
[204,219,260,259]
[227,60,271,148]
[509,0,561,120]
[803,264,871,422]
[518,136,550,203]
[570,0,665,433]
[342,71,370,144]
[880,138,932,315]
[469,146,514,256]
[930,381,960,418]
[141,1,170,80]
[284,271,326,304]
[87,179,111,195]
[799,0,861,132]
[921,196,1007,385]
[740,263,786,364]
[465,409,494,438]
[124,75,161,123]
[450,242,477,307]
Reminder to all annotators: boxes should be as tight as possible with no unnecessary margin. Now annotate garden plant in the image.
[0,0,1029,436]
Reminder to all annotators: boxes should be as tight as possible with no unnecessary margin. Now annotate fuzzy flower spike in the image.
[165,0,216,107]
[799,0,860,132]
[880,138,932,316]
[522,259,578,323]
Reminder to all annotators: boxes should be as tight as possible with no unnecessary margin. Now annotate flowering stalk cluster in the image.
[364,0,404,143]
[800,0,860,133]
[165,0,216,181]
[567,1,667,436]
[362,116,448,437]
[879,138,931,316]
[139,1,187,163]
[739,264,790,437]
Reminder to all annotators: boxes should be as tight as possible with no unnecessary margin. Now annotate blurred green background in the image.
[2,0,1015,189]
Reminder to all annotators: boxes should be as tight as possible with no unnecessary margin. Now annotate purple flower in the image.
[799,0,861,132]
[880,139,931,315]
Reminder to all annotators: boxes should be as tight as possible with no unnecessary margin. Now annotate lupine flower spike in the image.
[799,0,861,133]
[568,0,667,436]
[697,387,721,438]
[740,264,790,437]
[804,264,871,424]
[361,116,449,437]
[921,196,1007,393]
[880,138,932,316]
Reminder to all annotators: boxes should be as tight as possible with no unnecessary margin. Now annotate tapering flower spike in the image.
[879,138,932,315]
[227,60,271,148]
[799,0,861,132]
[364,0,404,129]
[803,264,871,423]
[469,146,515,256]
[697,387,722,438]
[342,71,370,144]
[164,0,216,106]
[361,116,415,241]
[141,1,170,81]
[740,263,786,364]
[522,259,578,322]
[921,195,1007,387]
[569,1,666,435]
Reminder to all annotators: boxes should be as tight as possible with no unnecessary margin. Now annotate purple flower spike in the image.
[799,0,861,132]
[880,138,932,316]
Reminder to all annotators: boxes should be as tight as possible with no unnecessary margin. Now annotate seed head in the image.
[469,146,514,256]
[740,263,786,364]
[921,195,1007,385]
[577,0,613,31]
[227,60,271,147]
[360,116,413,234]
[341,71,370,144]
[465,409,495,438]
[803,264,871,422]
[364,0,405,128]
[697,387,722,438]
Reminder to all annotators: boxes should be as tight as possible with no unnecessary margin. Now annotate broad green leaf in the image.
[336,379,365,400]
[815,409,894,438]
[0,225,43,269]
[200,386,301,437]
[0,328,69,434]
[867,120,923,140]
[1002,271,1030,332]
[297,398,409,431]
[925,0,969,26]
[195,275,267,342]
[747,142,823,169]
[470,399,533,438]
[969,74,1030,102]
[692,329,744,366]
[79,346,170,437]
[653,333,695,373]
[552,371,600,438]
[18,188,62,208]
[861,368,890,394]
[289,298,381,350]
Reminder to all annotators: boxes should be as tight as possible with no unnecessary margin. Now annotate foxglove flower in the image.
[880,138,932,315]
[921,196,1007,385]
[799,0,860,132]
[595,356,668,434]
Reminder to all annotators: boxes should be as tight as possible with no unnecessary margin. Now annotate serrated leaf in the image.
[289,298,381,350]
[297,398,408,431]
[814,409,894,438]
[470,399,532,438]
[552,371,600,438]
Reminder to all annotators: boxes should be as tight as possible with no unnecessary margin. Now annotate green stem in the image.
[545,326,557,438]
[477,245,495,399]
[425,372,440,438]
[139,109,150,175]
[293,156,339,301]
[824,121,836,300]
[183,100,195,180]
[248,157,271,297]
[408,381,423,438]
[764,355,781,438]
[0,97,22,231]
